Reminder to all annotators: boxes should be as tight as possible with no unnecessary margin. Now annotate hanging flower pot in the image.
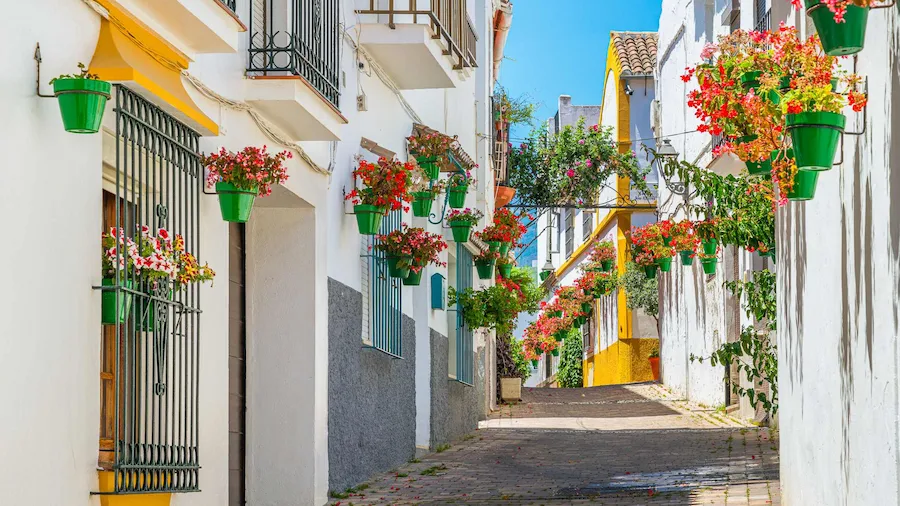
[657,257,673,273]
[550,310,563,318]
[416,156,440,180]
[601,260,614,272]
[679,251,694,266]
[553,330,567,342]
[530,359,539,368]
[354,204,387,235]
[386,255,412,279]
[101,278,134,325]
[475,259,496,280]
[581,302,593,315]
[53,76,111,134]
[701,258,718,275]
[411,192,435,218]
[787,169,820,201]
[486,241,502,252]
[448,185,468,209]
[137,288,173,332]
[739,70,762,92]
[402,268,424,286]
[643,265,658,279]
[737,136,772,176]
[573,317,583,329]
[498,262,513,278]
[499,242,512,256]
[216,182,258,223]
[539,270,551,281]
[551,348,560,357]
[805,0,869,56]
[701,238,718,256]
[449,222,473,242]
[786,111,845,171]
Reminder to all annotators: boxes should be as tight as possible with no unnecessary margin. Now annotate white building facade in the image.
[657,0,900,504]
[0,0,509,504]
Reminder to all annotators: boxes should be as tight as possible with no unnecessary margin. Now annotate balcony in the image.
[355,0,478,90]
[246,0,346,140]
[109,0,246,54]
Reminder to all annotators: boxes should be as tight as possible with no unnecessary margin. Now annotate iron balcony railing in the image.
[247,0,341,107]
[357,0,478,70]
[754,8,772,33]
[223,0,237,12]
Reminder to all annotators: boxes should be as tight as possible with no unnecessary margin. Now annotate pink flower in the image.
[700,42,718,60]
[578,139,586,145]
[585,160,592,167]
[566,169,575,178]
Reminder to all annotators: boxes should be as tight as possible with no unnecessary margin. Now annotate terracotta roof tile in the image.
[611,32,658,75]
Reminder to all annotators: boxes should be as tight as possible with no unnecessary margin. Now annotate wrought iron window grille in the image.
[363,210,404,358]
[454,243,474,386]
[92,85,203,495]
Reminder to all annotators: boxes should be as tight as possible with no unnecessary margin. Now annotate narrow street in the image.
[330,384,780,505]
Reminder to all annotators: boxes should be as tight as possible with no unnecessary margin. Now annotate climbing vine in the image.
[693,270,778,419]
[556,329,584,388]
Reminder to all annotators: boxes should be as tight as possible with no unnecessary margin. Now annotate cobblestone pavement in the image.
[328,383,780,506]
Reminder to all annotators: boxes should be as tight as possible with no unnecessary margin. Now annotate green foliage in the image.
[509,338,531,382]
[494,85,537,127]
[50,62,100,83]
[508,119,652,208]
[556,329,584,388]
[693,270,778,419]
[448,267,544,336]
[618,262,659,320]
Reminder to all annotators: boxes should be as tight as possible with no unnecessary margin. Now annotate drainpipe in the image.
[493,1,513,84]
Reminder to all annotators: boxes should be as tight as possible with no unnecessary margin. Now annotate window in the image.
[582,210,593,241]
[366,210,403,357]
[99,86,202,493]
[247,0,341,107]
[564,210,575,258]
[455,244,474,385]
[582,308,594,353]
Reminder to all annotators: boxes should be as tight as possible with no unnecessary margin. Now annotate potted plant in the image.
[51,63,111,134]
[447,171,473,209]
[670,220,698,266]
[591,241,617,272]
[474,249,500,280]
[648,346,660,381]
[204,146,291,223]
[492,208,528,255]
[374,226,447,285]
[792,0,872,56]
[411,179,445,218]
[101,228,138,325]
[631,224,665,278]
[345,157,415,235]
[497,256,514,278]
[407,131,453,180]
[446,208,483,243]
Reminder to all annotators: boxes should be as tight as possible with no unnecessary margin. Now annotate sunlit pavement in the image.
[328,383,780,505]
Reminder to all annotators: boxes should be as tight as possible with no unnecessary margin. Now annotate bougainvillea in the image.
[204,146,291,197]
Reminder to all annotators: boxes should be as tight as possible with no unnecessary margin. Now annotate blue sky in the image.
[499,0,662,138]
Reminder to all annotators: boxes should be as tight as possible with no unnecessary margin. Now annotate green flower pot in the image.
[539,270,551,281]
[487,241,502,252]
[787,169,820,201]
[657,256,673,273]
[216,182,257,223]
[475,259,496,280]
[702,238,718,256]
[448,185,468,209]
[551,348,560,357]
[805,0,868,56]
[786,111,845,171]
[643,265,658,279]
[573,317,583,329]
[531,359,539,368]
[402,268,424,286]
[581,302,593,315]
[498,263,513,278]
[53,78,111,133]
[550,310,563,318]
[740,71,762,92]
[554,330,567,342]
[101,278,134,325]
[736,136,771,176]
[499,242,511,256]
[386,255,412,278]
[412,192,435,218]
[701,258,718,275]
[449,222,473,242]
[679,250,694,266]
[601,260,614,272]
[416,156,440,180]
[354,204,387,235]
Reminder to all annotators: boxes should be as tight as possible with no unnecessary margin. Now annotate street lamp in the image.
[540,258,554,281]
[656,138,687,195]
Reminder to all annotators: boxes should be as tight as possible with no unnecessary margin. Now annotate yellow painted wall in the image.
[582,338,659,386]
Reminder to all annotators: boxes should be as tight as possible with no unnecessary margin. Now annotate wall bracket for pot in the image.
[33,43,56,99]
[832,68,868,167]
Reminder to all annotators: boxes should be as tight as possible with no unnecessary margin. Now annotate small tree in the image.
[619,261,659,327]
[556,329,584,388]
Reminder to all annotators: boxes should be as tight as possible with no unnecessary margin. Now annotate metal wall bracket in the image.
[34,43,55,98]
